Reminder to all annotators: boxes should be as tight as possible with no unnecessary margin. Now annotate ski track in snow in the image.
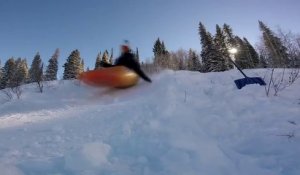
[0,70,299,175]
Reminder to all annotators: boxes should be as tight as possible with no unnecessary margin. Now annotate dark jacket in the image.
[101,52,152,83]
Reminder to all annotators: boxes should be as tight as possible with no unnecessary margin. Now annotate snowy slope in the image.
[0,69,299,175]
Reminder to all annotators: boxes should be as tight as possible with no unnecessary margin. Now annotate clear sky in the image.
[0,0,299,77]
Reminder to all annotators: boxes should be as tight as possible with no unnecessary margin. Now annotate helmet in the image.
[121,40,130,53]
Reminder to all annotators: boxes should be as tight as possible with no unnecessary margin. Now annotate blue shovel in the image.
[229,58,266,89]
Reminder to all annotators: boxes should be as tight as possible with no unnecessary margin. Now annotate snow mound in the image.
[0,69,299,175]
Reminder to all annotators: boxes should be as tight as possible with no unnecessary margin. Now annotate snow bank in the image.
[0,69,299,175]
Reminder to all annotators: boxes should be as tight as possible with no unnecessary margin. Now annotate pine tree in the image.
[214,24,229,71]
[95,52,102,70]
[14,58,22,83]
[10,58,29,84]
[45,49,59,81]
[243,38,259,68]
[36,63,44,92]
[63,49,82,79]
[102,50,109,64]
[187,49,200,71]
[29,53,43,83]
[153,38,161,66]
[1,58,16,89]
[29,52,43,83]
[153,38,163,58]
[153,38,168,67]
[223,23,236,48]
[259,21,289,67]
[223,24,236,69]
[234,36,253,69]
[161,42,168,55]
[22,59,29,83]
[12,58,28,87]
[135,47,140,64]
[153,38,169,68]
[109,57,113,64]
[23,59,29,82]
[199,22,224,72]
[162,42,171,68]
[80,59,84,73]
[110,48,114,64]
[0,60,3,86]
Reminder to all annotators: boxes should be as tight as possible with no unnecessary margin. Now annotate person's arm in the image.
[114,53,151,82]
[135,68,152,83]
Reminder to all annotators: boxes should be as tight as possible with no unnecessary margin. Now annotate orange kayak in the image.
[78,66,139,88]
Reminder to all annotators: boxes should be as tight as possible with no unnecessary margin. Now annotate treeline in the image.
[0,48,140,90]
[0,49,58,91]
[152,21,300,72]
[1,21,299,91]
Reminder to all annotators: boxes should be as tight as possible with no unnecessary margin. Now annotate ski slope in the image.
[0,70,299,175]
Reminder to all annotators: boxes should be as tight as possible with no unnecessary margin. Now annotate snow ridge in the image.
[0,70,299,175]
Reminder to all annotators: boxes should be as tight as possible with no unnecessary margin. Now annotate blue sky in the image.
[0,0,299,77]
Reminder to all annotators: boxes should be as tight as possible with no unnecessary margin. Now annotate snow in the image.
[0,69,299,175]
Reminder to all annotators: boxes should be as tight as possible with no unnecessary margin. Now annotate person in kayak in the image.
[101,43,152,83]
